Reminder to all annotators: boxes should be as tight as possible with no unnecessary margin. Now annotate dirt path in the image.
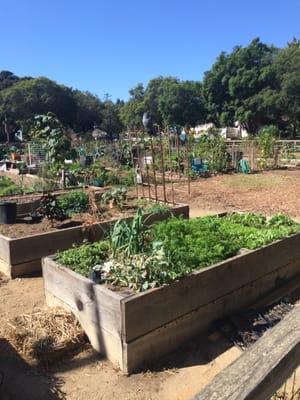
[153,169,300,218]
[0,276,241,400]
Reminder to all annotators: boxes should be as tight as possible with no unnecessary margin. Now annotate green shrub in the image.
[57,241,110,277]
[58,190,89,216]
[0,176,23,196]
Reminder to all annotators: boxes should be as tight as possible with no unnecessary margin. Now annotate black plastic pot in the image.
[0,202,17,224]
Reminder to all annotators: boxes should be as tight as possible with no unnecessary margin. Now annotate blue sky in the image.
[1,0,299,100]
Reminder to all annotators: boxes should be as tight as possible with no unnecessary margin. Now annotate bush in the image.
[0,176,23,196]
[58,190,89,216]
[57,241,110,277]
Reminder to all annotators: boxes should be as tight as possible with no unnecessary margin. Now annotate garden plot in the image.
[43,213,300,373]
[0,187,188,278]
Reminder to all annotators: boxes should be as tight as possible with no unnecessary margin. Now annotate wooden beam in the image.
[191,306,300,400]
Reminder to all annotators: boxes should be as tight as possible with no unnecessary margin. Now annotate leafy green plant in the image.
[30,113,71,164]
[0,176,23,196]
[57,240,110,277]
[192,134,227,172]
[108,207,146,257]
[39,193,66,225]
[146,202,170,214]
[57,212,300,292]
[258,125,279,168]
[102,187,127,209]
[58,190,89,217]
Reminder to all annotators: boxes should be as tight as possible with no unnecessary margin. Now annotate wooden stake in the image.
[186,138,191,196]
[159,133,167,203]
[136,140,145,198]
[150,136,158,202]
[128,132,139,198]
[142,131,151,200]
[167,129,175,205]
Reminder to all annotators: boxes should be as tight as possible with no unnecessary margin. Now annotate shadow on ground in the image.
[0,338,66,400]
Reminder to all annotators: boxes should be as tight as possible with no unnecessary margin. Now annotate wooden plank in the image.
[43,257,124,338]
[122,232,300,341]
[0,235,11,264]
[10,225,89,265]
[9,204,189,265]
[192,306,300,400]
[0,257,41,278]
[45,290,124,369]
[123,261,300,373]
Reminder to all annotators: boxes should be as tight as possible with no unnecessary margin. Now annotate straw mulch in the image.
[4,307,86,365]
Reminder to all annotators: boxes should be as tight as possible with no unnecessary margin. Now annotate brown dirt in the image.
[0,198,158,238]
[0,275,241,400]
[153,169,300,218]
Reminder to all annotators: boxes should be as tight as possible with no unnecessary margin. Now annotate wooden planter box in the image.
[2,186,107,217]
[0,203,189,278]
[43,230,300,374]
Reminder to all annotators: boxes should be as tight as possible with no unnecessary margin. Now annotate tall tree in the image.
[119,83,145,129]
[203,38,280,132]
[275,39,300,137]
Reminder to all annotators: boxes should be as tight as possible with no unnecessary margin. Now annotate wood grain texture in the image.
[191,306,300,400]
[45,290,124,369]
[123,260,300,373]
[43,257,124,338]
[122,231,300,341]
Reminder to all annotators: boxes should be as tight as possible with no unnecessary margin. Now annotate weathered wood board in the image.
[122,231,300,341]
[0,203,189,278]
[43,229,300,374]
[191,305,300,400]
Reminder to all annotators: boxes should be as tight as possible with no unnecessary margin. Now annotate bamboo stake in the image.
[150,136,158,202]
[128,131,139,198]
[167,129,175,205]
[159,132,167,203]
[142,131,151,200]
[136,138,145,198]
[186,136,191,196]
[176,133,181,178]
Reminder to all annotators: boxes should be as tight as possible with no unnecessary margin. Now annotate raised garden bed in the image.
[0,202,189,278]
[42,214,300,374]
[0,186,107,217]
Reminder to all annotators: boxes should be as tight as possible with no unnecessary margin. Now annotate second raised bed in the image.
[43,228,300,374]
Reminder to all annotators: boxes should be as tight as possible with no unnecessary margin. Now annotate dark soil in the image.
[0,198,163,238]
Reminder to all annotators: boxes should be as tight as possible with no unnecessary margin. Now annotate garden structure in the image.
[42,213,300,373]
[0,185,188,278]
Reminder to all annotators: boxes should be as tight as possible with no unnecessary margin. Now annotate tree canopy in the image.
[0,37,299,141]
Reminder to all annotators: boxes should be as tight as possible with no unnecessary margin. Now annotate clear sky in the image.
[1,0,299,100]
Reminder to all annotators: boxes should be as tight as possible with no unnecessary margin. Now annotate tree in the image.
[119,83,145,129]
[0,71,21,91]
[158,80,205,127]
[275,39,300,137]
[72,90,103,132]
[100,99,124,138]
[0,77,76,138]
[202,38,281,133]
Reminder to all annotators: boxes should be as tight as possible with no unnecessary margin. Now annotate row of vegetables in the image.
[57,212,300,292]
